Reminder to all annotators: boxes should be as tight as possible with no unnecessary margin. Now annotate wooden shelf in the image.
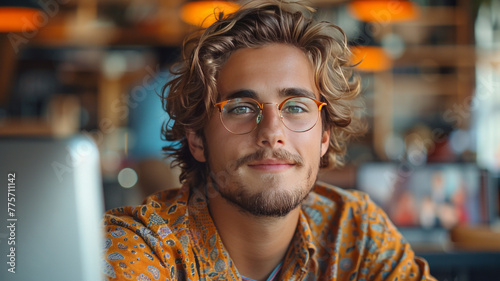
[395,6,467,27]
[395,45,476,67]
[391,73,474,96]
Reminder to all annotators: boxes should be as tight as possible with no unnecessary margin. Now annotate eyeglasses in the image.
[214,96,327,135]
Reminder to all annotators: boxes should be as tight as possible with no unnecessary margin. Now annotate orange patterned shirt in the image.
[103,182,436,280]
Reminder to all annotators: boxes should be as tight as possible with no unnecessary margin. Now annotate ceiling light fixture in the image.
[351,46,392,72]
[348,0,419,23]
[0,0,42,32]
[181,1,240,28]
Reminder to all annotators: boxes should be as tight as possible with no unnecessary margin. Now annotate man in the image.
[103,1,436,280]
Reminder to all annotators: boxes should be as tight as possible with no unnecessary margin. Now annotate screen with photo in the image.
[357,163,485,229]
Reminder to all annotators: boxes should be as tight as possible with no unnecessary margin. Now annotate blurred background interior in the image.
[0,0,499,279]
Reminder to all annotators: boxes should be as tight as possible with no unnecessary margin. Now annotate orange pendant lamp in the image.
[0,0,43,32]
[181,1,240,28]
[351,46,392,72]
[348,0,419,23]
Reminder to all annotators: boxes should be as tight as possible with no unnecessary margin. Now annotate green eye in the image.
[227,105,256,115]
[230,106,253,114]
[282,100,309,114]
[224,100,259,116]
[284,105,305,113]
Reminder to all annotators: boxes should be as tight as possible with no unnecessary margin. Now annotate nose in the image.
[255,103,286,148]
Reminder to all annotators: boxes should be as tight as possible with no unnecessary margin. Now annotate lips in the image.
[247,158,295,172]
[248,159,295,166]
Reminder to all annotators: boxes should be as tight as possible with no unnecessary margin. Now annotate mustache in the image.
[233,148,304,169]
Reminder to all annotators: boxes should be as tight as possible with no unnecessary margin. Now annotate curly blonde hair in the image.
[161,0,364,187]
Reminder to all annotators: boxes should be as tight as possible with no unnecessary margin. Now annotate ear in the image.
[187,131,206,162]
[320,128,330,157]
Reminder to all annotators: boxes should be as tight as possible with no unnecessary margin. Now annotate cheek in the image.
[205,129,239,167]
[296,131,324,160]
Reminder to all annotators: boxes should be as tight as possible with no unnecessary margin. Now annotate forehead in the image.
[216,44,319,101]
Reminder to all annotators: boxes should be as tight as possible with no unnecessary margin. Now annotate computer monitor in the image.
[0,135,104,281]
[356,162,490,248]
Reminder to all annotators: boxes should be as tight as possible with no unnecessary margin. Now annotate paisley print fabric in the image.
[103,182,436,280]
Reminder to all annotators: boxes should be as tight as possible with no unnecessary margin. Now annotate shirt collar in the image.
[278,193,319,276]
[185,185,241,279]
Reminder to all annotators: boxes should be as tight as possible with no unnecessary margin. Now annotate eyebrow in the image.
[279,88,316,99]
[223,90,258,101]
[223,87,316,101]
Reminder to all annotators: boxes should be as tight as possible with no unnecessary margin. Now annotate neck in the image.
[206,187,299,281]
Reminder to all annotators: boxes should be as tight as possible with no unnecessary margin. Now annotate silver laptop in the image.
[0,135,104,281]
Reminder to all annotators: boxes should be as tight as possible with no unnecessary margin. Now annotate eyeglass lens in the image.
[219,97,322,134]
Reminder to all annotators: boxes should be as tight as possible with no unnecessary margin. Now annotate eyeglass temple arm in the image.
[314,99,327,111]
[214,100,230,112]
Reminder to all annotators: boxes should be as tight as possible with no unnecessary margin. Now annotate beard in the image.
[208,148,317,218]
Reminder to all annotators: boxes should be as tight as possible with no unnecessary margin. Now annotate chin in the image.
[221,175,313,217]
